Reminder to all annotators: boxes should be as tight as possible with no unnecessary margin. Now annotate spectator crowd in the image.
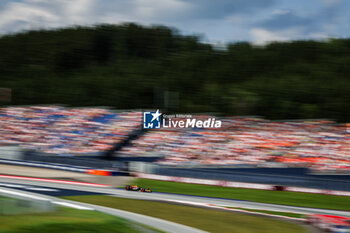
[120,117,350,171]
[1,106,349,171]
[0,106,141,155]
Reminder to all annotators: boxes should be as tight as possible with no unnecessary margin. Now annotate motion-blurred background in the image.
[0,0,350,120]
[0,0,349,186]
[1,1,350,232]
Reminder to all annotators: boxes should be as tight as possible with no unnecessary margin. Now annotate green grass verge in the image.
[226,207,304,218]
[130,178,350,211]
[0,207,157,233]
[64,195,307,233]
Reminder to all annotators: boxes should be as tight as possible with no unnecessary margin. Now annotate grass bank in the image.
[64,195,307,233]
[129,178,350,211]
[225,207,305,218]
[0,206,158,233]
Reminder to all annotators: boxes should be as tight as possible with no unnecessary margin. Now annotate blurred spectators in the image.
[119,117,350,171]
[0,106,141,155]
[1,106,349,172]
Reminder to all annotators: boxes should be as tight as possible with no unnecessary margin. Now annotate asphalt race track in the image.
[1,176,350,218]
[0,181,103,196]
[0,178,208,233]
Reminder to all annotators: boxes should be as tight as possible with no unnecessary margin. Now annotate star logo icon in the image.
[150,109,162,122]
[143,110,162,129]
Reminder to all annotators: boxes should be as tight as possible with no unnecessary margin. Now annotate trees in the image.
[0,24,349,121]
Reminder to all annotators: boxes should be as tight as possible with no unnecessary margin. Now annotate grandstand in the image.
[0,106,141,156]
[119,117,350,172]
[1,106,350,173]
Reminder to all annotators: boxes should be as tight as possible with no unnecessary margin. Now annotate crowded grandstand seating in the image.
[0,106,141,155]
[1,106,349,171]
[119,117,350,171]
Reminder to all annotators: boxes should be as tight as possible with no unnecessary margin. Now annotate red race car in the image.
[125,185,152,193]
[307,214,350,232]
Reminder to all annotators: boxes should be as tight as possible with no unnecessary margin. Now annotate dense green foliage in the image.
[1,23,350,121]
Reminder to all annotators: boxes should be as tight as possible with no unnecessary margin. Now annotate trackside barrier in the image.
[0,174,111,187]
[0,158,128,176]
[135,173,350,197]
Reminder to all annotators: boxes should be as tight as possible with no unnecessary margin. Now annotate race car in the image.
[307,214,350,232]
[125,185,152,193]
